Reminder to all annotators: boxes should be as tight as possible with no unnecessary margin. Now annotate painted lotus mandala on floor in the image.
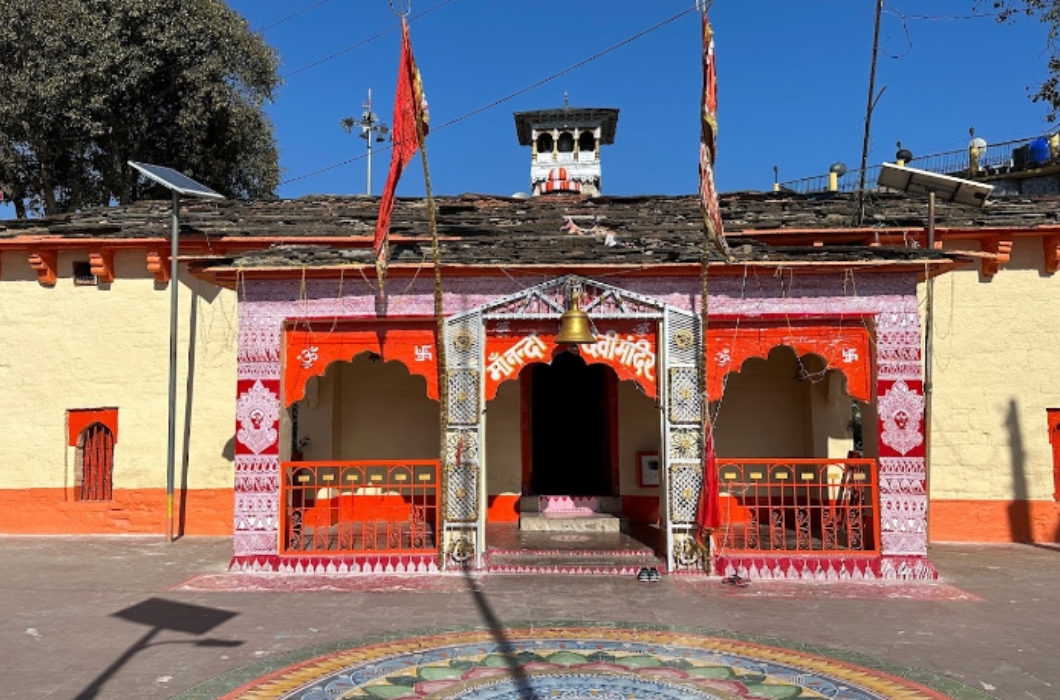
[204,628,989,700]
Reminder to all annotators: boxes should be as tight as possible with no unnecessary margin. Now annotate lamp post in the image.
[341,89,390,195]
[128,162,224,542]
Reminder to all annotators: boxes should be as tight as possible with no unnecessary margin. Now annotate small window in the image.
[557,132,575,153]
[536,133,554,153]
[73,261,96,286]
[78,423,115,501]
[579,131,596,152]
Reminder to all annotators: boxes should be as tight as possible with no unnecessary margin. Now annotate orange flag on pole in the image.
[697,9,724,540]
[697,421,721,531]
[699,12,729,259]
[374,17,429,270]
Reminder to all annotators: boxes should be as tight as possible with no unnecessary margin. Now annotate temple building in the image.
[1,110,1059,580]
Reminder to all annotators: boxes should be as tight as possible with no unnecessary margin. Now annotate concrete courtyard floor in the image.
[1,537,1057,699]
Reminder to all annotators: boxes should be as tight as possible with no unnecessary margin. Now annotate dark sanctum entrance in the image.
[529,352,616,496]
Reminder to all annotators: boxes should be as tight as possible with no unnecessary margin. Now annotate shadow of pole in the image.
[461,568,535,698]
[1005,399,1032,542]
[74,626,161,700]
[177,285,199,539]
[74,598,241,700]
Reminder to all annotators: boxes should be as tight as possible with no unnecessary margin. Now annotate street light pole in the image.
[341,89,390,195]
[128,161,224,543]
[166,189,179,542]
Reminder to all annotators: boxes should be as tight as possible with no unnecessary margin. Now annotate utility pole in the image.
[341,89,390,195]
[857,0,885,226]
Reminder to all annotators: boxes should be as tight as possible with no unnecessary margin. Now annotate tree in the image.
[980,0,1060,120]
[0,0,280,218]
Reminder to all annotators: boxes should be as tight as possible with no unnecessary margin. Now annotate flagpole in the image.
[696,2,725,574]
[409,37,450,573]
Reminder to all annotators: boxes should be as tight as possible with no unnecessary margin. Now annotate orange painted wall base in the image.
[0,488,234,535]
[930,499,1060,543]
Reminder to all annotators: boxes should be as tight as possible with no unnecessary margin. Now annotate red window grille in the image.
[716,458,880,554]
[281,461,439,555]
[78,423,115,501]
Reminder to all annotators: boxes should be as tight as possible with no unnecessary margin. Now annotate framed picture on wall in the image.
[636,451,661,487]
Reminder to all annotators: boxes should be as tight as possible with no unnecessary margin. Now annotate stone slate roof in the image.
[202,240,959,270]
[4,191,1059,242]
[2,191,1047,268]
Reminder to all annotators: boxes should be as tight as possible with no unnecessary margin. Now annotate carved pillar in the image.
[231,297,284,569]
[442,311,484,568]
[873,309,935,579]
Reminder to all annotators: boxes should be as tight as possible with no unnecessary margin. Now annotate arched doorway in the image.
[527,352,617,496]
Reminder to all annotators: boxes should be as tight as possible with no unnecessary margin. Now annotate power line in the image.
[257,0,335,33]
[888,10,998,21]
[281,0,457,79]
[279,6,696,186]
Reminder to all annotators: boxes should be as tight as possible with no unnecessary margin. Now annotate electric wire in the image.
[279,5,695,187]
[257,0,335,33]
[281,0,457,79]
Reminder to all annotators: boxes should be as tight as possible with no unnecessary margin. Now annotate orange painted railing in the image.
[280,460,439,555]
[716,459,879,555]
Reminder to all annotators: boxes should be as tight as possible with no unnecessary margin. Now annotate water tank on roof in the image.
[1028,137,1050,166]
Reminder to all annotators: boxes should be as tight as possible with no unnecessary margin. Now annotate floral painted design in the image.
[218,629,966,700]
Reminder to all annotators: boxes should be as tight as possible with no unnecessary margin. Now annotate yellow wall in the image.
[617,381,661,494]
[927,236,1060,502]
[0,251,237,491]
[714,346,811,457]
[485,379,522,495]
[806,369,856,459]
[327,353,439,460]
[294,373,335,462]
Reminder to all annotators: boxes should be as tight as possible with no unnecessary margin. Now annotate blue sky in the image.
[235,0,1052,198]
[4,0,1055,216]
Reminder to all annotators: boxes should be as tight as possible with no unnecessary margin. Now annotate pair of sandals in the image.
[721,574,750,587]
[636,567,662,582]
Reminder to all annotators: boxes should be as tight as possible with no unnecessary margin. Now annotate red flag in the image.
[374,17,429,265]
[699,13,729,258]
[697,420,721,532]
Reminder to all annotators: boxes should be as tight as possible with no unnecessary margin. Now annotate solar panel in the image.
[877,163,992,208]
[128,161,225,200]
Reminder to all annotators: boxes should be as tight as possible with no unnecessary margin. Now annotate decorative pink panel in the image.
[231,272,936,577]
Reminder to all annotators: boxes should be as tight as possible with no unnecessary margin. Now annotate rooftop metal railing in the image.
[778,135,1057,194]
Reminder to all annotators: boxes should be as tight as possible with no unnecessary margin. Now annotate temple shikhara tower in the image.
[514,104,619,197]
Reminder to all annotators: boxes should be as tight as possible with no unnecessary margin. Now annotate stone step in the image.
[519,513,626,533]
[487,552,664,576]
[487,562,662,576]
[520,496,624,514]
